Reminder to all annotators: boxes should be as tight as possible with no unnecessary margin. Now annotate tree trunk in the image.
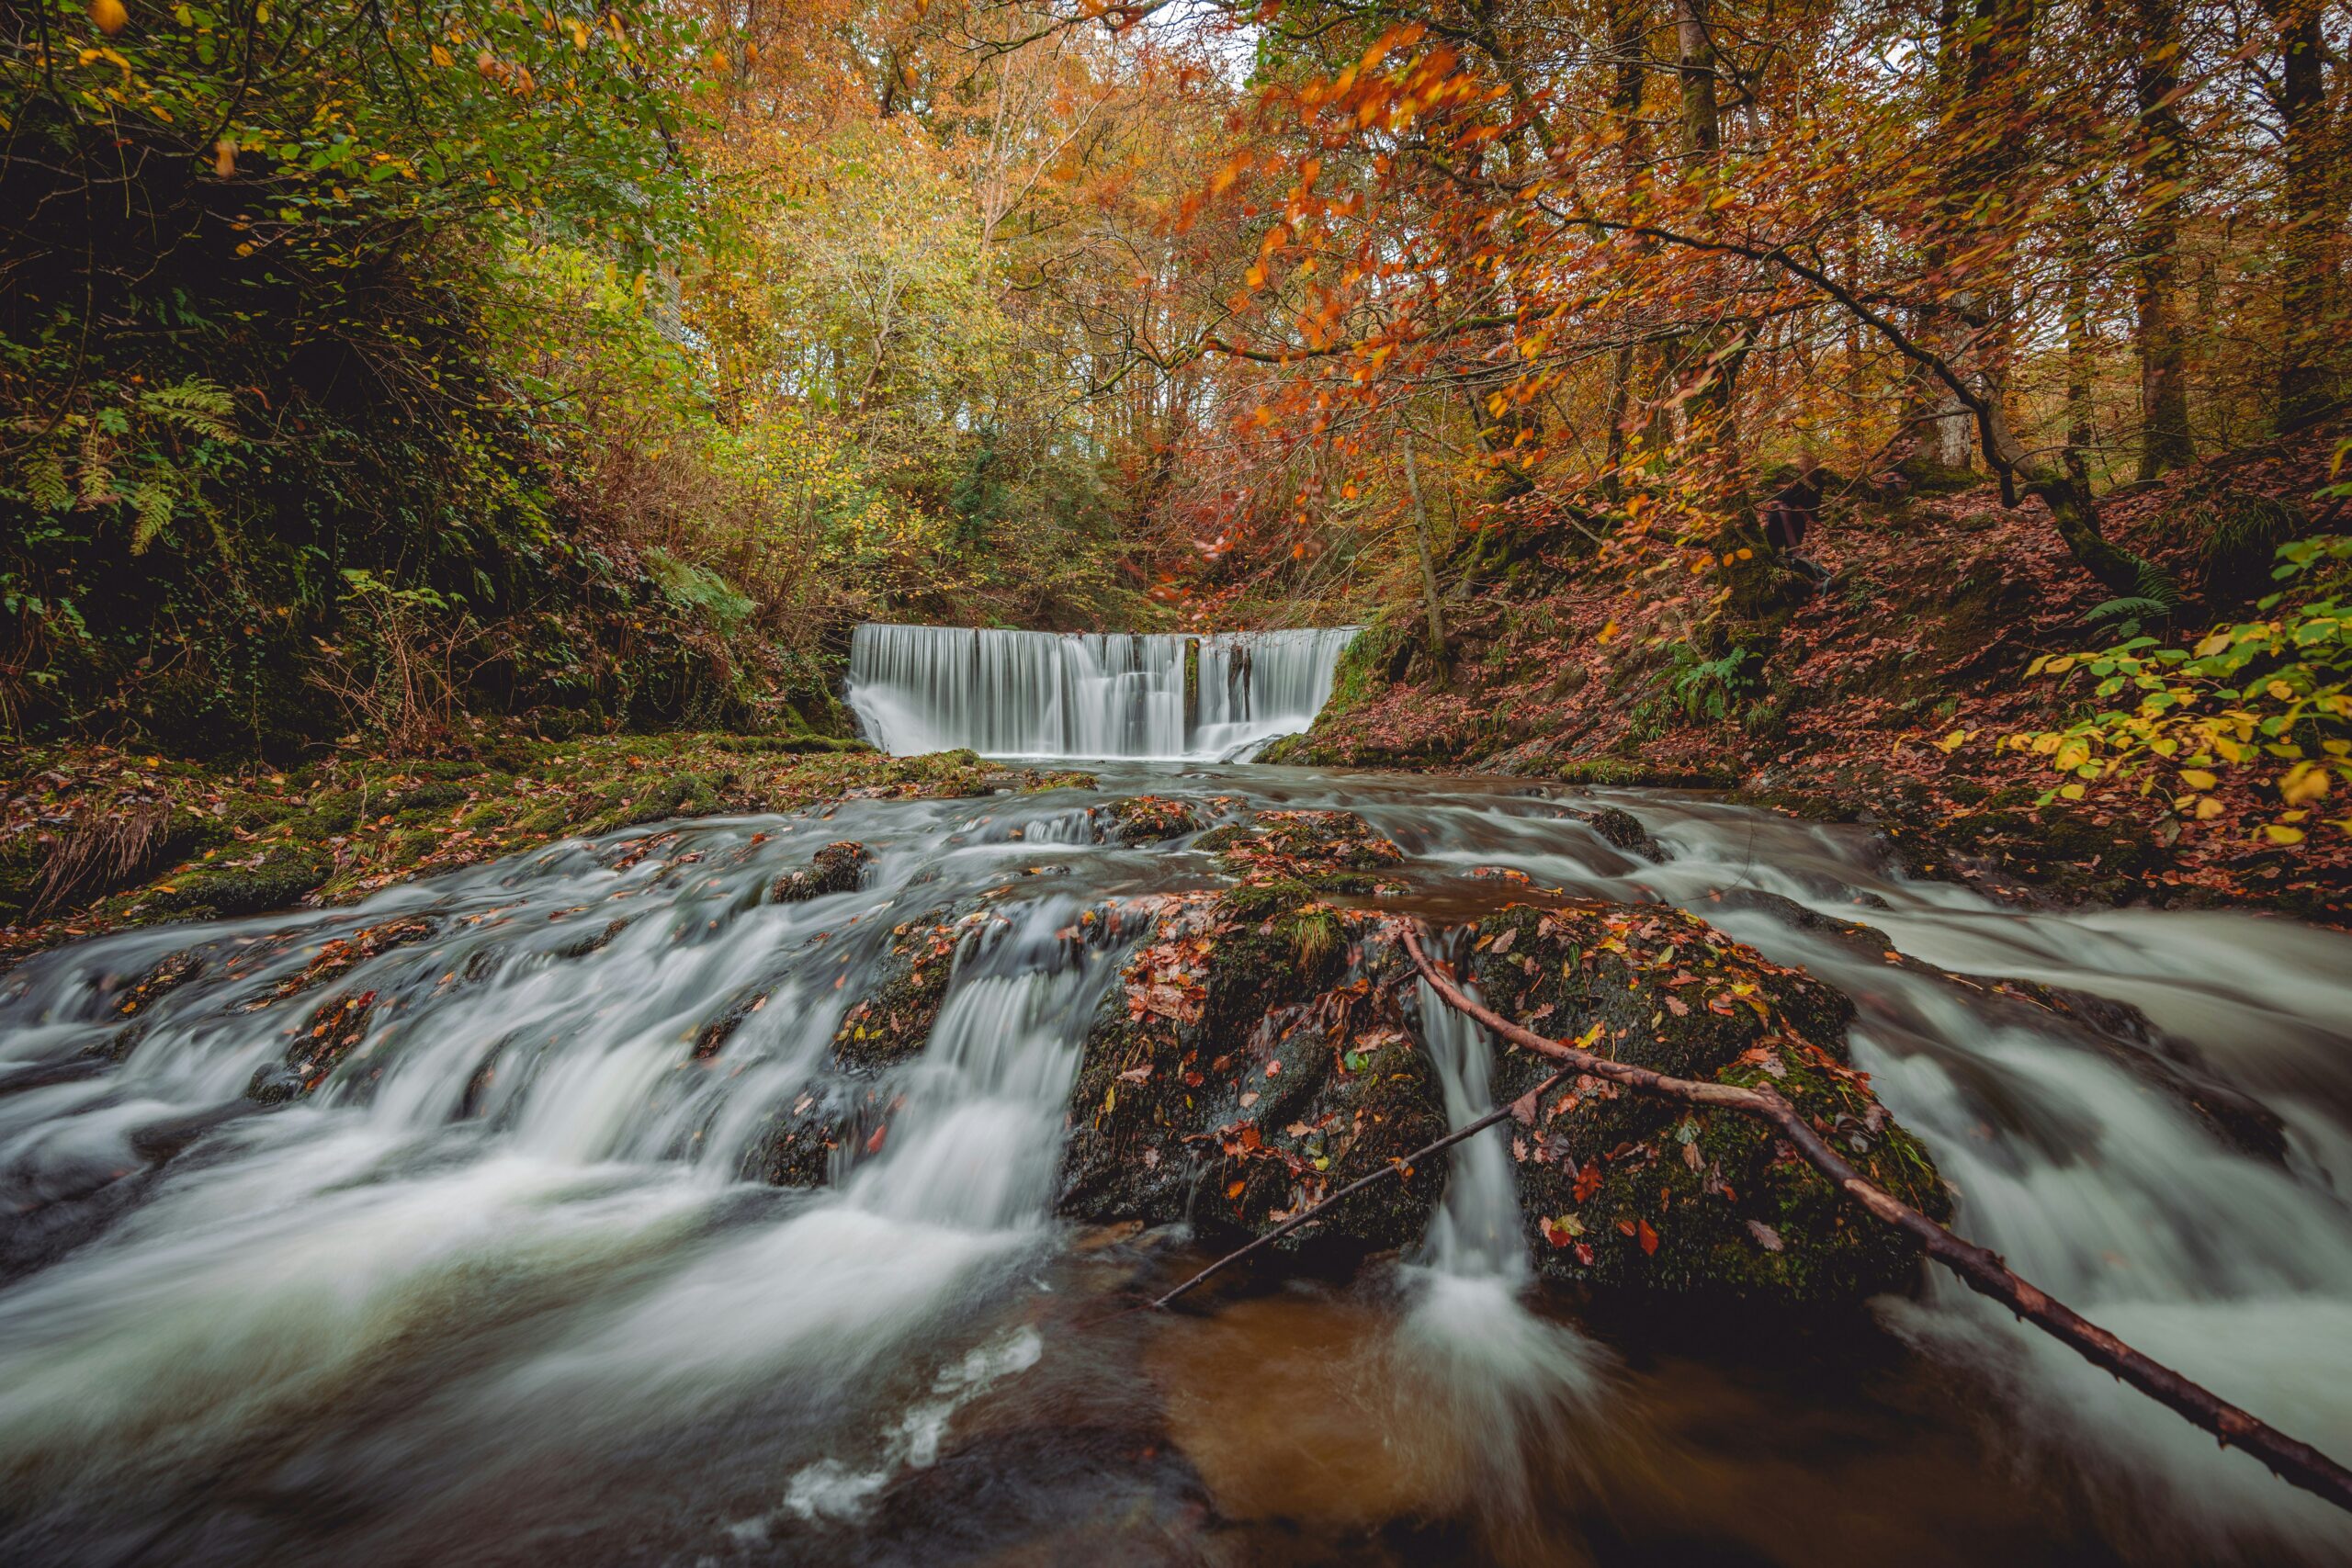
[2132,0,2195,478]
[1401,430,1449,676]
[1602,0,1653,507]
[2267,0,2337,428]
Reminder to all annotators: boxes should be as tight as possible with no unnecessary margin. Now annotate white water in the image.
[1,765,2348,1563]
[846,623,1357,760]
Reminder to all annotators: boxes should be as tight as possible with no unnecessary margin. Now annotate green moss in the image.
[138,843,334,919]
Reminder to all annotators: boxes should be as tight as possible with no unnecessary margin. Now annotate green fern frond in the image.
[139,378,240,444]
[2128,556,2182,608]
[25,453,72,513]
[129,479,177,553]
[2086,595,2168,625]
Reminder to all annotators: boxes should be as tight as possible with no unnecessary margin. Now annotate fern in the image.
[24,453,72,513]
[129,479,177,553]
[2129,555,2182,608]
[2085,595,2168,625]
[139,378,239,444]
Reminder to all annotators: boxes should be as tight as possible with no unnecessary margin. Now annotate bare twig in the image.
[1151,1062,1577,1310]
[1398,924,2352,1518]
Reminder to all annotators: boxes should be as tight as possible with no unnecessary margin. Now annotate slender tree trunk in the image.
[1676,0,1740,487]
[1602,0,1652,505]
[1400,430,1449,675]
[1901,0,1976,473]
[2065,197,2099,466]
[2267,0,2337,427]
[2132,0,2195,477]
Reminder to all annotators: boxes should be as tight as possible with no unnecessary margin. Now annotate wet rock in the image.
[770,840,874,904]
[1460,901,1945,1303]
[1059,808,1436,1252]
[1101,795,1210,846]
[247,987,379,1103]
[555,915,634,959]
[1580,805,1668,863]
[112,948,207,1019]
[1059,806,1947,1308]
[1965,976,2289,1163]
[252,916,438,1006]
[1700,887,1898,959]
[1057,883,1446,1259]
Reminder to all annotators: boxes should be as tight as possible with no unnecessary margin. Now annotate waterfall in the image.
[846,624,1357,761]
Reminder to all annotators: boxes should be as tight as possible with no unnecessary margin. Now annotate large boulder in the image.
[1054,810,1950,1306]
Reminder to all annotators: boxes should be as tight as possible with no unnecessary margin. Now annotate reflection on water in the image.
[0,762,2346,1565]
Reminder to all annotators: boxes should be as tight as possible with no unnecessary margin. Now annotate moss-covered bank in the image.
[1,734,1093,955]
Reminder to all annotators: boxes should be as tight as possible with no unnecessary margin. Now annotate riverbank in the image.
[1268,427,2351,924]
[0,734,1095,957]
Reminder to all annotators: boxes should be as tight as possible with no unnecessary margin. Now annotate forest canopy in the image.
[3,0,2346,863]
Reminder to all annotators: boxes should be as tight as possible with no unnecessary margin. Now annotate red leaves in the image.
[1571,1161,1603,1203]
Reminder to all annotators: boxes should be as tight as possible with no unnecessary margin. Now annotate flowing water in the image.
[4,660,2351,1564]
[846,624,1358,761]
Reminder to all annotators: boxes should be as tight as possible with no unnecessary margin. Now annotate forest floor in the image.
[1276,424,2351,924]
[0,734,1093,958]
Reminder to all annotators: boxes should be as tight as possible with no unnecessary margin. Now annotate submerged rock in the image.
[1579,804,1668,863]
[770,840,874,903]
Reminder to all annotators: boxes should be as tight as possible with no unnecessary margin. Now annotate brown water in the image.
[1,763,2346,1566]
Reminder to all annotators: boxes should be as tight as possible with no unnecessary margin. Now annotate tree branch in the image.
[1398,924,2352,1518]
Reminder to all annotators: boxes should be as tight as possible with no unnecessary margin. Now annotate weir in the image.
[845,623,1359,760]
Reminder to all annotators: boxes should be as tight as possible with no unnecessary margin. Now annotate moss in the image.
[138,842,334,919]
[1103,795,1209,845]
[771,840,874,904]
[1464,898,1941,1305]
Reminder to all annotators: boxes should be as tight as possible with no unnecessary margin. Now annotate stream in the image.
[2,629,2349,1566]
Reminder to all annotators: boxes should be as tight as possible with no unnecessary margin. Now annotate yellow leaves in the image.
[2052,739,2091,773]
[213,137,234,178]
[2057,783,2086,801]
[2179,768,2218,791]
[1243,263,1266,290]
[432,42,455,67]
[2194,796,2225,821]
[90,0,128,36]
[1933,728,1972,753]
[2264,823,2307,846]
[2195,629,2233,657]
[1596,619,1621,646]
[569,17,590,50]
[2281,761,2332,807]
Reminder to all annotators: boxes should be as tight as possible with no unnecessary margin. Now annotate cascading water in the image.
[2,761,2349,1565]
[846,623,1358,761]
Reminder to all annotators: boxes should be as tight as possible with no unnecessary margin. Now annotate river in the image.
[1,629,2348,1566]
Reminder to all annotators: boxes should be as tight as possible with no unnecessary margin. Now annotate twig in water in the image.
[1151,1062,1577,1311]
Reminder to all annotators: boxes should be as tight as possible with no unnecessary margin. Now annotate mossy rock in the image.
[140,843,335,919]
[1102,795,1210,845]
[1057,892,1446,1258]
[390,781,469,817]
[1459,900,1945,1303]
[770,840,874,904]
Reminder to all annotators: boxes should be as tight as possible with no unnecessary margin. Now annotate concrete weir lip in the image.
[844,623,1360,761]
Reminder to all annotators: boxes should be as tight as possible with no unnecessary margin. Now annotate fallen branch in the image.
[1399,924,2352,1518]
[1151,1063,1577,1310]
